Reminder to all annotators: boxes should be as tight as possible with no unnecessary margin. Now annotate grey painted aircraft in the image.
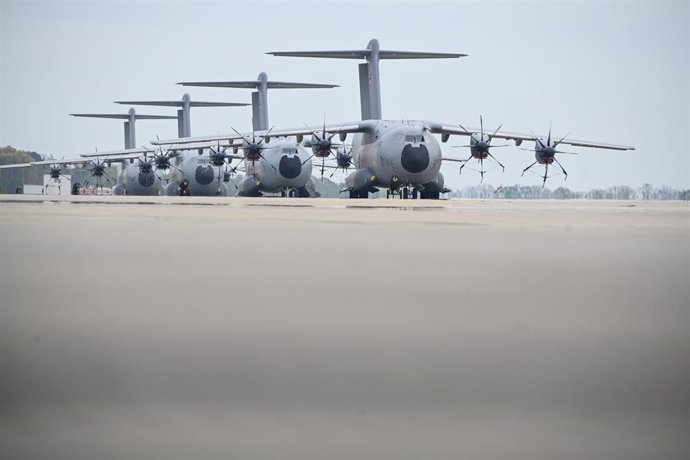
[80,147,168,195]
[175,72,338,197]
[0,154,131,194]
[76,95,248,196]
[155,39,634,199]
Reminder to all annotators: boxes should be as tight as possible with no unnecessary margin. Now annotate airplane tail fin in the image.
[70,109,176,149]
[179,73,338,131]
[115,96,248,138]
[269,39,466,121]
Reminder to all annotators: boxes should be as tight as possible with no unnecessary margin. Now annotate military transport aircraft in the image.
[0,154,130,194]
[154,38,634,198]
[176,72,339,197]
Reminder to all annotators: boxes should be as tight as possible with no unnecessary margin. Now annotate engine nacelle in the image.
[345,168,378,193]
[238,176,262,197]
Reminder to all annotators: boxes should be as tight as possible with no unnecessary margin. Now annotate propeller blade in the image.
[530,129,545,148]
[258,126,274,145]
[555,131,572,146]
[258,153,277,172]
[301,152,316,166]
[547,124,552,146]
[231,127,251,145]
[303,121,321,142]
[327,123,347,141]
[489,123,503,141]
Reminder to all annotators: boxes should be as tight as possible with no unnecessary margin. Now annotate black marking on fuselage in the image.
[138,171,156,188]
[279,155,302,179]
[195,165,215,185]
[401,144,430,173]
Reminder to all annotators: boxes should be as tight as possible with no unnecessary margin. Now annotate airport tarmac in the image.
[1,196,688,460]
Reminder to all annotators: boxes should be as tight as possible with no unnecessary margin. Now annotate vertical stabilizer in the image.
[251,92,261,131]
[358,63,372,120]
[177,109,184,138]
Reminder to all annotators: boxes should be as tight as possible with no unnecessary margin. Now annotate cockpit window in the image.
[281,148,298,154]
[404,135,425,143]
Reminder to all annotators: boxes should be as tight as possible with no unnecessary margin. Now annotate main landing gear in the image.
[386,186,429,200]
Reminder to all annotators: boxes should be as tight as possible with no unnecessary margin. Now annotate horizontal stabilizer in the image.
[115,100,249,107]
[178,81,337,89]
[379,50,467,59]
[267,82,338,89]
[70,113,177,120]
[268,50,466,60]
[268,50,371,59]
[178,81,258,88]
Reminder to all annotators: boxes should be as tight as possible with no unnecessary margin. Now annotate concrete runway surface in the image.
[1,196,688,460]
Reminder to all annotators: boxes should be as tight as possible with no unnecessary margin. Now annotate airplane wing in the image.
[83,153,145,162]
[152,121,375,146]
[32,158,95,166]
[0,163,33,169]
[427,122,635,151]
[80,147,154,158]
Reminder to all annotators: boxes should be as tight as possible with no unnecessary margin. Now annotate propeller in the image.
[209,140,231,167]
[456,116,506,182]
[329,146,354,179]
[300,118,345,180]
[231,126,275,164]
[151,142,181,177]
[522,125,574,186]
[223,164,239,190]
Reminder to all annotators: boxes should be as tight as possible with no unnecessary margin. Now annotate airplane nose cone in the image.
[195,165,215,185]
[279,155,302,179]
[401,144,430,173]
[138,171,156,187]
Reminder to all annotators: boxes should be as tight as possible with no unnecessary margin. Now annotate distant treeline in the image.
[450,184,690,201]
[0,146,43,193]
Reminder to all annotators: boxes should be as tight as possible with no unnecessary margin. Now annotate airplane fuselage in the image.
[239,138,313,196]
[348,120,443,189]
[169,153,229,196]
[119,162,163,195]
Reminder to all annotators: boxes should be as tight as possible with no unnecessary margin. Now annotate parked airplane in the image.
[75,95,248,196]
[154,39,635,198]
[1,154,130,194]
[177,72,338,197]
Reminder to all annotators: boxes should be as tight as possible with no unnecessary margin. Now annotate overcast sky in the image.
[1,0,688,190]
